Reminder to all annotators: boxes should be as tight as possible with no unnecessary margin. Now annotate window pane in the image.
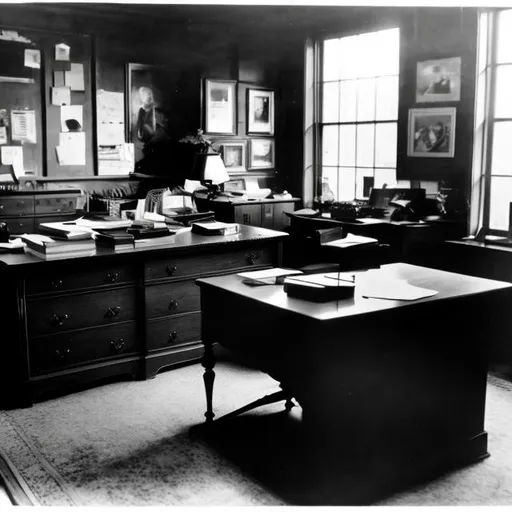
[497,9,512,64]
[338,124,356,166]
[489,176,512,230]
[475,71,487,128]
[376,76,399,121]
[494,65,512,118]
[323,38,341,81]
[339,80,357,122]
[356,124,375,167]
[357,78,376,121]
[322,82,340,123]
[356,168,374,199]
[339,35,359,79]
[374,168,397,189]
[357,32,378,78]
[374,28,400,76]
[321,168,338,201]
[338,168,356,201]
[491,122,512,175]
[322,125,339,166]
[375,123,397,167]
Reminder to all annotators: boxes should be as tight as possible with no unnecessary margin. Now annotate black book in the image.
[94,229,134,248]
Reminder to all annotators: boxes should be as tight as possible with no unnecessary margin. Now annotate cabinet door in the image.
[262,203,274,229]
[234,204,262,226]
[272,202,296,231]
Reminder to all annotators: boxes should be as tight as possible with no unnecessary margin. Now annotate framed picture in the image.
[203,79,237,135]
[407,107,456,158]
[126,63,168,164]
[247,88,274,135]
[218,140,247,173]
[249,138,275,170]
[416,57,461,103]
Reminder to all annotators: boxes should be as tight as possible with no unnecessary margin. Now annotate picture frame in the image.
[249,138,275,170]
[407,107,456,158]
[416,57,461,103]
[203,79,237,135]
[217,139,247,173]
[126,63,168,164]
[247,88,274,135]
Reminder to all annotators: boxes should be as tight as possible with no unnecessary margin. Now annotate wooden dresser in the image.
[0,225,287,408]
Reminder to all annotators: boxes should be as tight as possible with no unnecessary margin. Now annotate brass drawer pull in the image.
[51,279,63,289]
[169,300,178,310]
[246,251,261,265]
[51,313,68,326]
[106,272,120,283]
[55,347,71,360]
[168,331,178,342]
[105,306,121,318]
[166,264,178,276]
[110,338,126,352]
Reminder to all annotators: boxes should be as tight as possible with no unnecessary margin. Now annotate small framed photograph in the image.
[249,138,275,170]
[218,140,247,173]
[247,88,274,135]
[416,57,461,103]
[408,107,456,158]
[203,79,237,135]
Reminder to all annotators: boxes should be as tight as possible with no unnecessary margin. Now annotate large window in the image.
[319,28,400,202]
[473,9,512,235]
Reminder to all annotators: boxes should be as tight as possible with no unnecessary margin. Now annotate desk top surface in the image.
[197,263,512,321]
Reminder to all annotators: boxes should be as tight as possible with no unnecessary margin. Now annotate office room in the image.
[0,0,512,507]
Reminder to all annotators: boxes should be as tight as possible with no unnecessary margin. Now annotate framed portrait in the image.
[249,138,275,170]
[126,63,168,164]
[218,140,247,173]
[247,88,274,135]
[203,79,237,135]
[416,57,461,103]
[407,107,456,158]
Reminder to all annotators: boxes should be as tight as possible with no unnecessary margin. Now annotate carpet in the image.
[1,360,512,506]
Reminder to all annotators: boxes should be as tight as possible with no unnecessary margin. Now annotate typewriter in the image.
[329,201,388,221]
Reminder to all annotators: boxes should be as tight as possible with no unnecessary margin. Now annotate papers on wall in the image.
[97,90,124,124]
[0,127,7,145]
[53,70,65,87]
[0,30,32,43]
[61,105,83,132]
[64,63,84,91]
[11,109,36,143]
[56,132,85,166]
[24,49,40,69]
[97,143,134,176]
[98,123,124,146]
[55,43,70,61]
[0,145,24,177]
[51,86,71,106]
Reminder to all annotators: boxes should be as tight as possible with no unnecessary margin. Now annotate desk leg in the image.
[201,340,216,424]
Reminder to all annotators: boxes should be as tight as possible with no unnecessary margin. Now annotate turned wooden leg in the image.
[285,397,295,411]
[202,340,216,424]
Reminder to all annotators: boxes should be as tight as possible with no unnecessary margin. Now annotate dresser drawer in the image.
[35,194,78,215]
[26,263,137,295]
[27,287,137,336]
[146,312,201,351]
[145,280,200,318]
[29,321,138,375]
[3,216,35,234]
[0,197,34,216]
[145,245,276,281]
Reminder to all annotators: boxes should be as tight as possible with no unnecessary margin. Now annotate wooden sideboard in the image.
[0,225,287,408]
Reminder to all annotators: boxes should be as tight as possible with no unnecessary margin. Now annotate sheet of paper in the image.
[98,123,124,146]
[53,70,65,87]
[324,232,378,248]
[55,43,70,61]
[1,145,23,174]
[244,176,260,192]
[24,48,40,69]
[97,89,124,124]
[56,132,85,166]
[64,63,84,91]
[51,86,71,106]
[11,109,36,143]
[0,127,7,144]
[61,105,83,132]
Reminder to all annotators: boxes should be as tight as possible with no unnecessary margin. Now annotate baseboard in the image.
[0,448,36,506]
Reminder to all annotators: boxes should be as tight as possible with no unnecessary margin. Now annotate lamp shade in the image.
[191,147,230,185]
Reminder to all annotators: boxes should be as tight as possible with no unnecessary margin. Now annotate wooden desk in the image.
[196,264,512,501]
[0,225,287,408]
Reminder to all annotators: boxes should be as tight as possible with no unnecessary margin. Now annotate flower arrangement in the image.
[178,129,212,153]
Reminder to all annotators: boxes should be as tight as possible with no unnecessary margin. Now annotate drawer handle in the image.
[55,347,71,360]
[51,279,63,289]
[246,251,261,265]
[169,300,178,310]
[168,331,178,343]
[105,306,121,318]
[166,264,178,276]
[106,272,120,283]
[111,338,126,352]
[51,313,68,326]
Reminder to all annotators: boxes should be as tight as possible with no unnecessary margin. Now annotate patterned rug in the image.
[1,361,512,506]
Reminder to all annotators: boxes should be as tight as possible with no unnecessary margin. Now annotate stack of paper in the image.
[323,232,378,248]
[238,268,303,285]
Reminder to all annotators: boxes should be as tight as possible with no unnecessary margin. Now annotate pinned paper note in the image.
[11,109,36,143]
[61,105,83,132]
[1,146,24,175]
[0,127,7,145]
[55,43,70,61]
[24,49,40,69]
[53,70,65,87]
[56,132,85,166]
[97,90,124,124]
[98,123,125,146]
[65,63,84,91]
[51,86,71,106]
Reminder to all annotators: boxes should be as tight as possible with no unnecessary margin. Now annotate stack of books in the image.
[21,234,96,259]
[38,221,93,241]
[283,273,356,302]
[191,221,240,236]
[93,229,135,251]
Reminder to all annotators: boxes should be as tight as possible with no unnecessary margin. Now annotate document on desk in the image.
[238,267,303,285]
[323,232,378,248]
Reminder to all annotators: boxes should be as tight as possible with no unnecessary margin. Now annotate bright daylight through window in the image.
[320,28,400,202]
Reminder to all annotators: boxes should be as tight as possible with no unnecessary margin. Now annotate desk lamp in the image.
[190,144,230,200]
